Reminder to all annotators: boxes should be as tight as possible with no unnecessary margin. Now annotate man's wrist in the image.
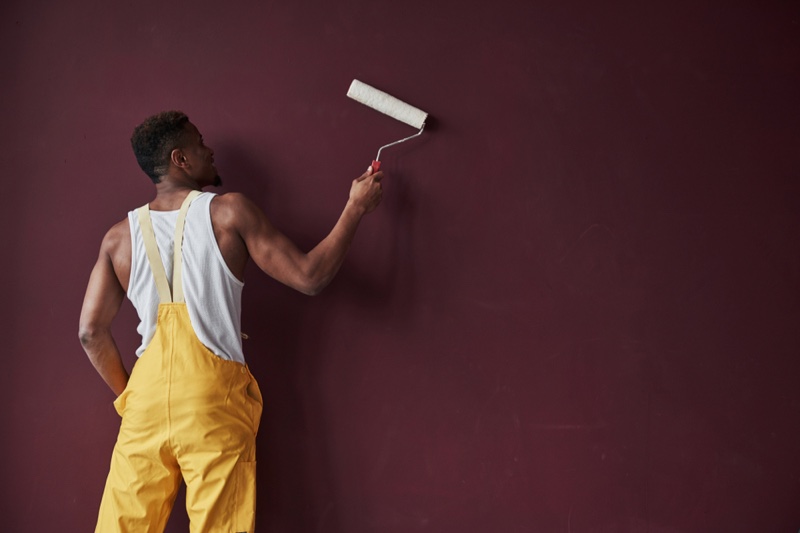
[344,199,367,218]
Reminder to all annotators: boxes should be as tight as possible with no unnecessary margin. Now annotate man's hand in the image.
[348,167,384,215]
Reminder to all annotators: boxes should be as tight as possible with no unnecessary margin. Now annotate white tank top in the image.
[127,192,246,363]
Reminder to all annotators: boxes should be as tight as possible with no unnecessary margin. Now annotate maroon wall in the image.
[2,0,799,531]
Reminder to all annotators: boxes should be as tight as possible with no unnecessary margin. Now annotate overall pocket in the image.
[112,390,128,417]
[245,373,264,436]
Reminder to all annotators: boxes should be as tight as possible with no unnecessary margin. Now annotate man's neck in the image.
[149,181,202,211]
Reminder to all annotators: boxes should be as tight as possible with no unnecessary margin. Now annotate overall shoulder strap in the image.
[171,190,201,303]
[136,190,201,304]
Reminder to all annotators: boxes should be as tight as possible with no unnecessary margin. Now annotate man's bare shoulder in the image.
[100,218,131,257]
[103,218,129,245]
[210,192,262,226]
[211,191,254,209]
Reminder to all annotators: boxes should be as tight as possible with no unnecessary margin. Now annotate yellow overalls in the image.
[96,191,263,533]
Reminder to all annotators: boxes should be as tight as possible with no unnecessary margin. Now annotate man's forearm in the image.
[80,329,129,396]
[303,200,366,295]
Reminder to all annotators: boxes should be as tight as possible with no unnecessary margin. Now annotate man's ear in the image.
[170,148,188,169]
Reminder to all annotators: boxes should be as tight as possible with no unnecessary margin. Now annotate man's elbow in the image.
[295,268,332,296]
[78,327,94,348]
[78,322,105,349]
[300,282,325,297]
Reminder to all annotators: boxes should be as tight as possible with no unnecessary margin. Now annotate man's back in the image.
[127,192,245,362]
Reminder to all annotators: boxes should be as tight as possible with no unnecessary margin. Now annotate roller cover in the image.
[347,79,428,129]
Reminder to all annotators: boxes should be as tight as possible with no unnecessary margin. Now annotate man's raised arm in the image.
[222,168,384,295]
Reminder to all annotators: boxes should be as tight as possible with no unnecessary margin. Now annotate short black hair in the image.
[130,111,190,183]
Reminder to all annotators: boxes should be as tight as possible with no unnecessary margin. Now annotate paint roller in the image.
[346,79,428,172]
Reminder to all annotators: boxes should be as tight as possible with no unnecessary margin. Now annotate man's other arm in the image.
[78,223,129,396]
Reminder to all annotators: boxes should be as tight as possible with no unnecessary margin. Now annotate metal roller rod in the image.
[376,123,426,163]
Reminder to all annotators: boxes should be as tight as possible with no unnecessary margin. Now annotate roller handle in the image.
[371,160,381,172]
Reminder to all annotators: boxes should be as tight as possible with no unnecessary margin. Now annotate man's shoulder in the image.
[101,218,131,254]
[210,192,259,222]
[210,191,250,207]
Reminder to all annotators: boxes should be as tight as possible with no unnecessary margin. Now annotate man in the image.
[78,110,383,532]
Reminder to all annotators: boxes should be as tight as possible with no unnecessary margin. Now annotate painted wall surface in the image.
[2,0,799,531]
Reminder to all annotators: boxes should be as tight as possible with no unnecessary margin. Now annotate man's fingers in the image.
[355,166,373,182]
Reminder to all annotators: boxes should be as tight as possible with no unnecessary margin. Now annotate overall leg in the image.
[95,344,181,533]
[181,444,258,533]
[176,369,262,533]
[95,438,182,533]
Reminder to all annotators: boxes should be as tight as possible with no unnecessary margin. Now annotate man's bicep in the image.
[232,196,311,288]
